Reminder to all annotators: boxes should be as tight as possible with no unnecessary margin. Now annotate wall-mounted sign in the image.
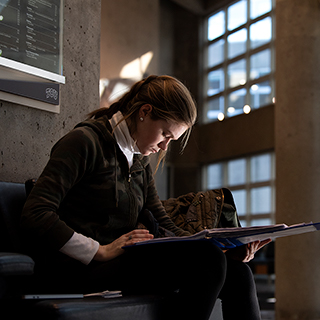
[0,79,59,104]
[0,0,64,112]
[0,0,62,76]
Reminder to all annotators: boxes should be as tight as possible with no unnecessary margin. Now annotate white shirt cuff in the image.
[59,232,100,265]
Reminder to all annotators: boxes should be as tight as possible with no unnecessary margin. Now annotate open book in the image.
[126,222,320,249]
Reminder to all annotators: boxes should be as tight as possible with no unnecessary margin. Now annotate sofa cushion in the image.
[31,295,169,320]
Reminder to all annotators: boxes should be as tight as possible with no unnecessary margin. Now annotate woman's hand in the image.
[225,239,272,262]
[93,229,154,262]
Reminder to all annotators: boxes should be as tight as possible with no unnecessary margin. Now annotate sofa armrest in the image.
[0,253,34,276]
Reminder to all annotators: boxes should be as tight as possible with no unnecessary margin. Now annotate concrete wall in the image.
[100,0,160,80]
[0,0,101,183]
[275,0,320,318]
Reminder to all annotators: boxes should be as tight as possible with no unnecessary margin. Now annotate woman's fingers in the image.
[125,229,154,245]
[244,239,272,262]
[258,238,272,249]
[94,230,154,262]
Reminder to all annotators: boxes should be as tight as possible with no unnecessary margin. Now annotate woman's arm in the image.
[59,232,100,265]
[20,128,98,251]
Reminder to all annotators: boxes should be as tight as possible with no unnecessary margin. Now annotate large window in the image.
[203,152,275,226]
[205,0,275,123]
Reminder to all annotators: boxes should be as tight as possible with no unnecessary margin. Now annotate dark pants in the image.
[29,241,261,320]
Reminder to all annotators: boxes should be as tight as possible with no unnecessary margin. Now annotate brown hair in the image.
[88,75,197,170]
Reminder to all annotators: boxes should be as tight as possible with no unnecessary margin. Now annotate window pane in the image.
[208,69,224,96]
[251,154,271,182]
[208,39,225,67]
[250,49,271,80]
[240,220,247,227]
[250,17,272,49]
[207,96,224,120]
[250,0,272,19]
[232,189,246,216]
[228,158,246,186]
[250,80,272,109]
[228,28,247,59]
[208,11,225,41]
[228,88,246,117]
[228,0,247,31]
[251,218,272,226]
[207,163,223,189]
[251,186,271,214]
[228,59,246,88]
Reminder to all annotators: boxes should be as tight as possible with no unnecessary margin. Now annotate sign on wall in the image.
[0,0,62,75]
[0,0,64,112]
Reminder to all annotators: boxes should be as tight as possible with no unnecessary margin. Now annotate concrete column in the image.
[275,0,320,319]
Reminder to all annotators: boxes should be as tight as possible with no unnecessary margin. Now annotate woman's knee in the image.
[188,241,227,279]
[225,257,256,290]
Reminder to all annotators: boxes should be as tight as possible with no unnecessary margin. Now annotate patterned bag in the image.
[162,188,240,235]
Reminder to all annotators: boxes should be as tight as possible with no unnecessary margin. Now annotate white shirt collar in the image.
[109,111,141,167]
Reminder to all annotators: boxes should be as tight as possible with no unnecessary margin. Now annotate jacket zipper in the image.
[127,166,144,225]
[126,170,136,227]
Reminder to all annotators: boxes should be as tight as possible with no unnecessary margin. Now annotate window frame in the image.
[202,152,276,226]
[203,0,276,124]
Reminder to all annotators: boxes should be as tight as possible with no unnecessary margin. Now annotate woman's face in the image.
[132,105,188,156]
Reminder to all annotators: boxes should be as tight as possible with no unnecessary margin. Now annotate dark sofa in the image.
[0,181,222,320]
[0,181,173,320]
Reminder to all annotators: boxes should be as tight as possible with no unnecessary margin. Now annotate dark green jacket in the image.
[21,116,189,252]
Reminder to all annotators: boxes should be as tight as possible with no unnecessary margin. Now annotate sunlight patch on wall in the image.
[120,51,153,80]
[99,51,154,108]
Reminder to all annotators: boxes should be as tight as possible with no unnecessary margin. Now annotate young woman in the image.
[21,75,267,320]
